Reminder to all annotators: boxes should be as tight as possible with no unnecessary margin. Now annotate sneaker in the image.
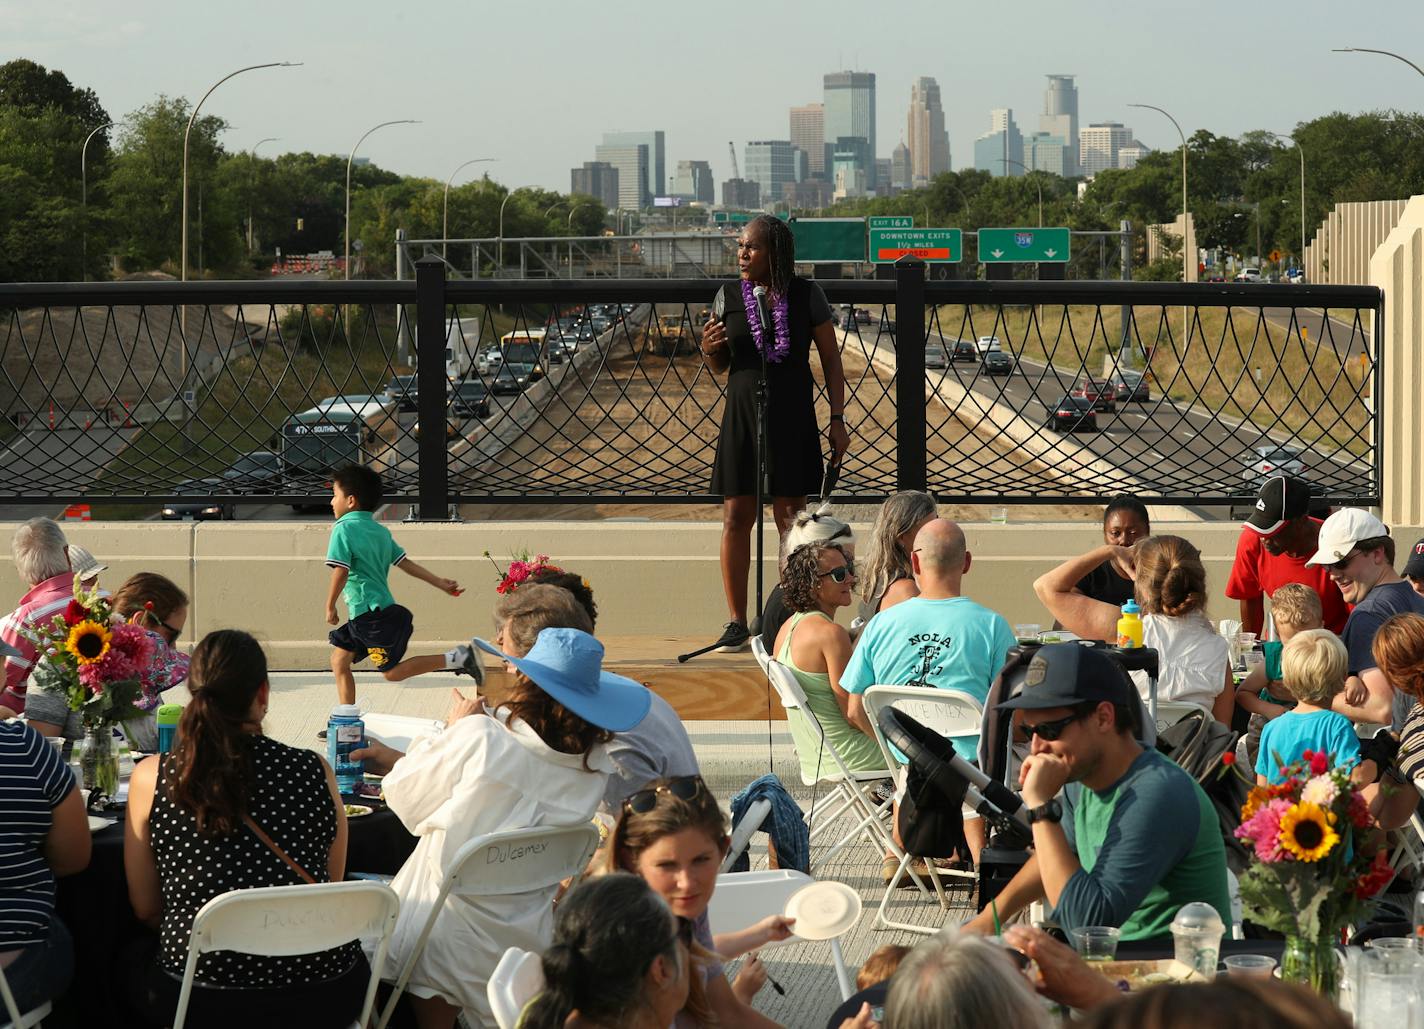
[316,728,328,741]
[713,621,751,654]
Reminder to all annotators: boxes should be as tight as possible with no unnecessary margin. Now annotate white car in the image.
[475,348,503,375]
[975,336,1003,355]
[1235,267,1262,283]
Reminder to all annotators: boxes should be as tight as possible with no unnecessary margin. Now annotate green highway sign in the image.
[713,211,754,224]
[868,227,962,264]
[977,227,1071,263]
[868,215,914,229]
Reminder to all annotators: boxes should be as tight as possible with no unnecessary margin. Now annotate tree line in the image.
[0,59,605,283]
[3,57,1422,283]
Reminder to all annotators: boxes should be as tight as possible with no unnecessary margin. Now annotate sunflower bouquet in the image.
[19,577,148,732]
[1224,748,1390,995]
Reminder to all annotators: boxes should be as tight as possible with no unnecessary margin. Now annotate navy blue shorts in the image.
[329,605,414,671]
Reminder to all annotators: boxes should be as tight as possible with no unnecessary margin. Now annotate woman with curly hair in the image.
[699,214,850,653]
[772,540,881,782]
[1034,535,1233,722]
[857,490,938,621]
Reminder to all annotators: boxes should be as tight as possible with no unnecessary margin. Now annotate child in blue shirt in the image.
[1256,628,1372,785]
[325,465,462,708]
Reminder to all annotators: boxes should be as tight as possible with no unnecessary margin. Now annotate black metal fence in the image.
[0,260,1382,517]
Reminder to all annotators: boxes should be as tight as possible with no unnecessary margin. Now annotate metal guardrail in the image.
[0,261,1382,516]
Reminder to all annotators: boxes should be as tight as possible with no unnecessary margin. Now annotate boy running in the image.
[325,465,461,709]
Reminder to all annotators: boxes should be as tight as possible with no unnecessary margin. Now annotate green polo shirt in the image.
[1056,748,1231,941]
[325,510,406,618]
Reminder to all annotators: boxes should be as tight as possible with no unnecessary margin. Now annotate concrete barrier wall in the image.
[7,517,1422,669]
[1306,199,1411,285]
[1371,194,1424,526]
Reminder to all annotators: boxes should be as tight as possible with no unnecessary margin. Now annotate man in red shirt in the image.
[1225,475,1349,636]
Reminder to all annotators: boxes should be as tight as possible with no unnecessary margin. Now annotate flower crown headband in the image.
[483,550,565,595]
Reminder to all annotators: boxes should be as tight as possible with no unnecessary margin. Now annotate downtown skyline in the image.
[7,0,1422,193]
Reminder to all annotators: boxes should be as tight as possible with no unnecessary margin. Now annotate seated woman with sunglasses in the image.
[773,541,882,783]
[604,776,787,1028]
[366,624,650,1029]
[1034,535,1234,725]
[27,572,190,751]
[521,873,693,1029]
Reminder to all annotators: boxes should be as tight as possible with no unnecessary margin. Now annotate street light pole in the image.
[1266,132,1306,266]
[1129,103,1189,285]
[1332,46,1424,79]
[247,137,279,255]
[81,120,112,281]
[180,61,299,382]
[498,187,536,273]
[998,158,1042,225]
[443,157,498,261]
[566,202,591,276]
[346,120,419,281]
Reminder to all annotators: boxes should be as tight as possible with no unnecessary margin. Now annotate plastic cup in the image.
[1014,623,1041,644]
[990,507,1008,524]
[1223,954,1277,978]
[1069,926,1121,962]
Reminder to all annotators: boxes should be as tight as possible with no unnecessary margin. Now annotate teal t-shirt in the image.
[1255,708,1360,785]
[1058,749,1231,942]
[841,595,1015,759]
[1262,639,1284,683]
[325,510,406,618]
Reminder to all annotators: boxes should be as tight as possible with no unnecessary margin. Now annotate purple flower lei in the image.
[741,279,791,364]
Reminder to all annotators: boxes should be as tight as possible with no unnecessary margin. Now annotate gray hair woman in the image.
[858,491,938,620]
[2,518,74,718]
[882,931,1050,1029]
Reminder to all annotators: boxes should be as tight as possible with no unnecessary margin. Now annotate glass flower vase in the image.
[80,726,119,803]
[1281,933,1340,1001]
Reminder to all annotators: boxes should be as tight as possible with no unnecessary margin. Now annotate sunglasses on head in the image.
[819,562,855,583]
[1020,707,1092,742]
[623,775,705,815]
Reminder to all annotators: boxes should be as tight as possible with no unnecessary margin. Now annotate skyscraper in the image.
[906,76,950,186]
[1026,133,1068,177]
[1040,75,1079,176]
[1079,122,1135,177]
[600,131,665,202]
[974,109,1023,177]
[570,161,619,210]
[673,159,715,203]
[743,141,801,206]
[790,102,826,179]
[823,71,876,188]
[891,142,912,191]
[594,143,649,209]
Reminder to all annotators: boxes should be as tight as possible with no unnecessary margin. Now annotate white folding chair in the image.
[375,822,600,1029]
[862,685,985,933]
[721,797,773,873]
[1152,699,1214,738]
[487,947,546,1029]
[0,962,49,1029]
[172,880,400,1029]
[762,656,898,870]
[709,869,856,1001]
[751,635,773,677]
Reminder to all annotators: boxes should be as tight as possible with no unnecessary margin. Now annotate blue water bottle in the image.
[156,703,183,754]
[327,704,364,795]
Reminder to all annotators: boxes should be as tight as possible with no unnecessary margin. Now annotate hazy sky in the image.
[7,0,1422,194]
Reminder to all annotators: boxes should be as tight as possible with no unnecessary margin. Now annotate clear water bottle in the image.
[327,704,364,795]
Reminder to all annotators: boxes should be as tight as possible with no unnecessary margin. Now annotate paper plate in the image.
[87,815,112,833]
[785,881,862,940]
[343,804,374,818]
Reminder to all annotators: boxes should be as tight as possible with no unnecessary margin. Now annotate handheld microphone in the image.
[751,284,772,337]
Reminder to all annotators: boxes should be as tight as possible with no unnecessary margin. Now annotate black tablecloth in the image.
[50,798,416,1026]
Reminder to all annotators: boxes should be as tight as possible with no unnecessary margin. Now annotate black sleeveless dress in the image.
[709,277,826,498]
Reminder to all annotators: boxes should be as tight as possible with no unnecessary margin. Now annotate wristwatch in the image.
[1027,799,1063,825]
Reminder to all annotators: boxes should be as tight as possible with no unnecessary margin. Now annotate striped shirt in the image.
[0,721,74,948]
[0,573,77,713]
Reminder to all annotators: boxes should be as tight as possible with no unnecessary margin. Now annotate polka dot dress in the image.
[150,735,359,986]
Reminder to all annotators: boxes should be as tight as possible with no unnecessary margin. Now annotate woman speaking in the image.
[700,215,849,652]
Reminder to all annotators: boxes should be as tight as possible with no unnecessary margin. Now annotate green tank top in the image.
[778,611,885,782]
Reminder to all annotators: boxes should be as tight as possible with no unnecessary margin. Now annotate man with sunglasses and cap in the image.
[1226,475,1349,636]
[963,644,1230,942]
[1306,509,1424,729]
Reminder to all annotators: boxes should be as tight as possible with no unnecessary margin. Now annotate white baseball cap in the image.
[1304,508,1390,567]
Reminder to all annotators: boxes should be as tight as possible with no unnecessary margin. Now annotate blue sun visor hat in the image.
[473,627,652,733]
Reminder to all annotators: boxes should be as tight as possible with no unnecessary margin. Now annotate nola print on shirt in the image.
[904,631,953,688]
